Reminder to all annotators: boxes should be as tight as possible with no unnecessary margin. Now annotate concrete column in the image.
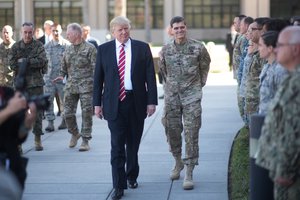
[163,0,174,44]
[115,0,126,17]
[240,0,270,18]
[163,0,184,43]
[174,0,183,16]
[14,0,34,40]
[82,0,89,26]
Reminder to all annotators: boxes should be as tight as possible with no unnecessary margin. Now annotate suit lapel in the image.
[110,40,118,71]
[130,39,137,75]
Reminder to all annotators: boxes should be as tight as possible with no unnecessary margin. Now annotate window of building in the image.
[0,1,14,29]
[107,0,163,29]
[33,0,82,29]
[151,0,163,29]
[127,0,145,29]
[184,0,240,28]
[271,0,300,20]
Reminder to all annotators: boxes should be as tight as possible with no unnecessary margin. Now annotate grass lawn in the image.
[228,126,250,200]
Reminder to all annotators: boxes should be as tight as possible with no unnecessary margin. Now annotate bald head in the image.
[275,26,300,71]
[282,26,300,44]
[2,25,14,44]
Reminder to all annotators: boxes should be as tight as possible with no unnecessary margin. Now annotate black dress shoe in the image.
[128,180,138,189]
[111,188,124,200]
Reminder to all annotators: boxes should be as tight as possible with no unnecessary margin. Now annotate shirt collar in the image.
[115,38,131,48]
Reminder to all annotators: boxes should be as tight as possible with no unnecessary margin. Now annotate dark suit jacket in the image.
[93,39,157,121]
[38,35,45,44]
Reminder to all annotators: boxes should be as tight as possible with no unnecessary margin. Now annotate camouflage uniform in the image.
[0,40,15,87]
[60,41,96,139]
[256,65,300,199]
[232,34,243,79]
[8,39,47,136]
[44,39,70,121]
[239,53,254,125]
[159,39,211,165]
[244,50,265,120]
[236,36,248,122]
[258,62,288,114]
[237,36,249,85]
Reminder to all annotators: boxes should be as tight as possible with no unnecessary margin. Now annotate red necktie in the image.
[118,44,126,101]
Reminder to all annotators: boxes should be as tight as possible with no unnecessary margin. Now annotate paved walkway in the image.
[21,72,243,200]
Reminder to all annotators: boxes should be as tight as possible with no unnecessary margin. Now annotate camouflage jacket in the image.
[158,38,211,105]
[0,41,15,87]
[232,34,243,73]
[245,50,266,113]
[60,41,96,94]
[44,38,70,86]
[8,39,47,88]
[256,65,300,181]
[239,53,254,97]
[258,62,288,114]
[237,36,248,85]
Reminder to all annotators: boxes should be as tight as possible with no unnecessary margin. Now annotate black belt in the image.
[125,90,133,95]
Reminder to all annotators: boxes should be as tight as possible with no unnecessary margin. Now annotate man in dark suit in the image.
[38,20,54,45]
[93,16,157,200]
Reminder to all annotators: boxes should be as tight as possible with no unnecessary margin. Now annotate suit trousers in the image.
[107,92,145,189]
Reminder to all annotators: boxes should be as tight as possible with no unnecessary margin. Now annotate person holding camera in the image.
[0,86,37,190]
[8,22,48,151]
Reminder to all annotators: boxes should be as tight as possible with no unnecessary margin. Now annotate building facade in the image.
[0,0,299,44]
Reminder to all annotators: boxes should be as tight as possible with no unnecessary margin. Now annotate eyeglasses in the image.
[251,27,262,31]
[276,42,300,48]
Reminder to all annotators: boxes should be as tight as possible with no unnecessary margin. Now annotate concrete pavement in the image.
[21,72,243,200]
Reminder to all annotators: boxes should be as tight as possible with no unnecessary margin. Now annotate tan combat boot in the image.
[58,119,67,130]
[34,135,43,151]
[79,139,90,152]
[183,165,194,190]
[45,120,54,132]
[170,156,184,180]
[69,133,81,148]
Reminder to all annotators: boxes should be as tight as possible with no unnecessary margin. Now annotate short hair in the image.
[261,31,279,48]
[170,16,186,27]
[110,16,131,32]
[51,23,60,28]
[254,17,270,29]
[81,24,91,31]
[236,14,247,21]
[22,22,34,29]
[263,18,289,32]
[44,20,54,26]
[67,23,82,35]
[243,17,254,25]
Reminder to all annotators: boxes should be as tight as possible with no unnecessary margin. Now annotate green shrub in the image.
[228,126,250,200]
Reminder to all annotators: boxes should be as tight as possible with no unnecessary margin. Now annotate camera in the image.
[15,58,50,111]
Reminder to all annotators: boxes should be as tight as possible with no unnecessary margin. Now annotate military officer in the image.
[54,23,96,151]
[158,16,211,190]
[8,22,48,151]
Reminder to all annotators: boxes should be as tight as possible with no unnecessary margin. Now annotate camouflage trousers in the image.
[27,86,44,136]
[162,99,202,165]
[44,82,64,121]
[245,96,259,125]
[274,178,300,200]
[64,91,93,139]
[239,96,248,126]
[237,88,247,125]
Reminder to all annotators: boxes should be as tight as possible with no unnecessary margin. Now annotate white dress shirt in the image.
[116,39,132,90]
